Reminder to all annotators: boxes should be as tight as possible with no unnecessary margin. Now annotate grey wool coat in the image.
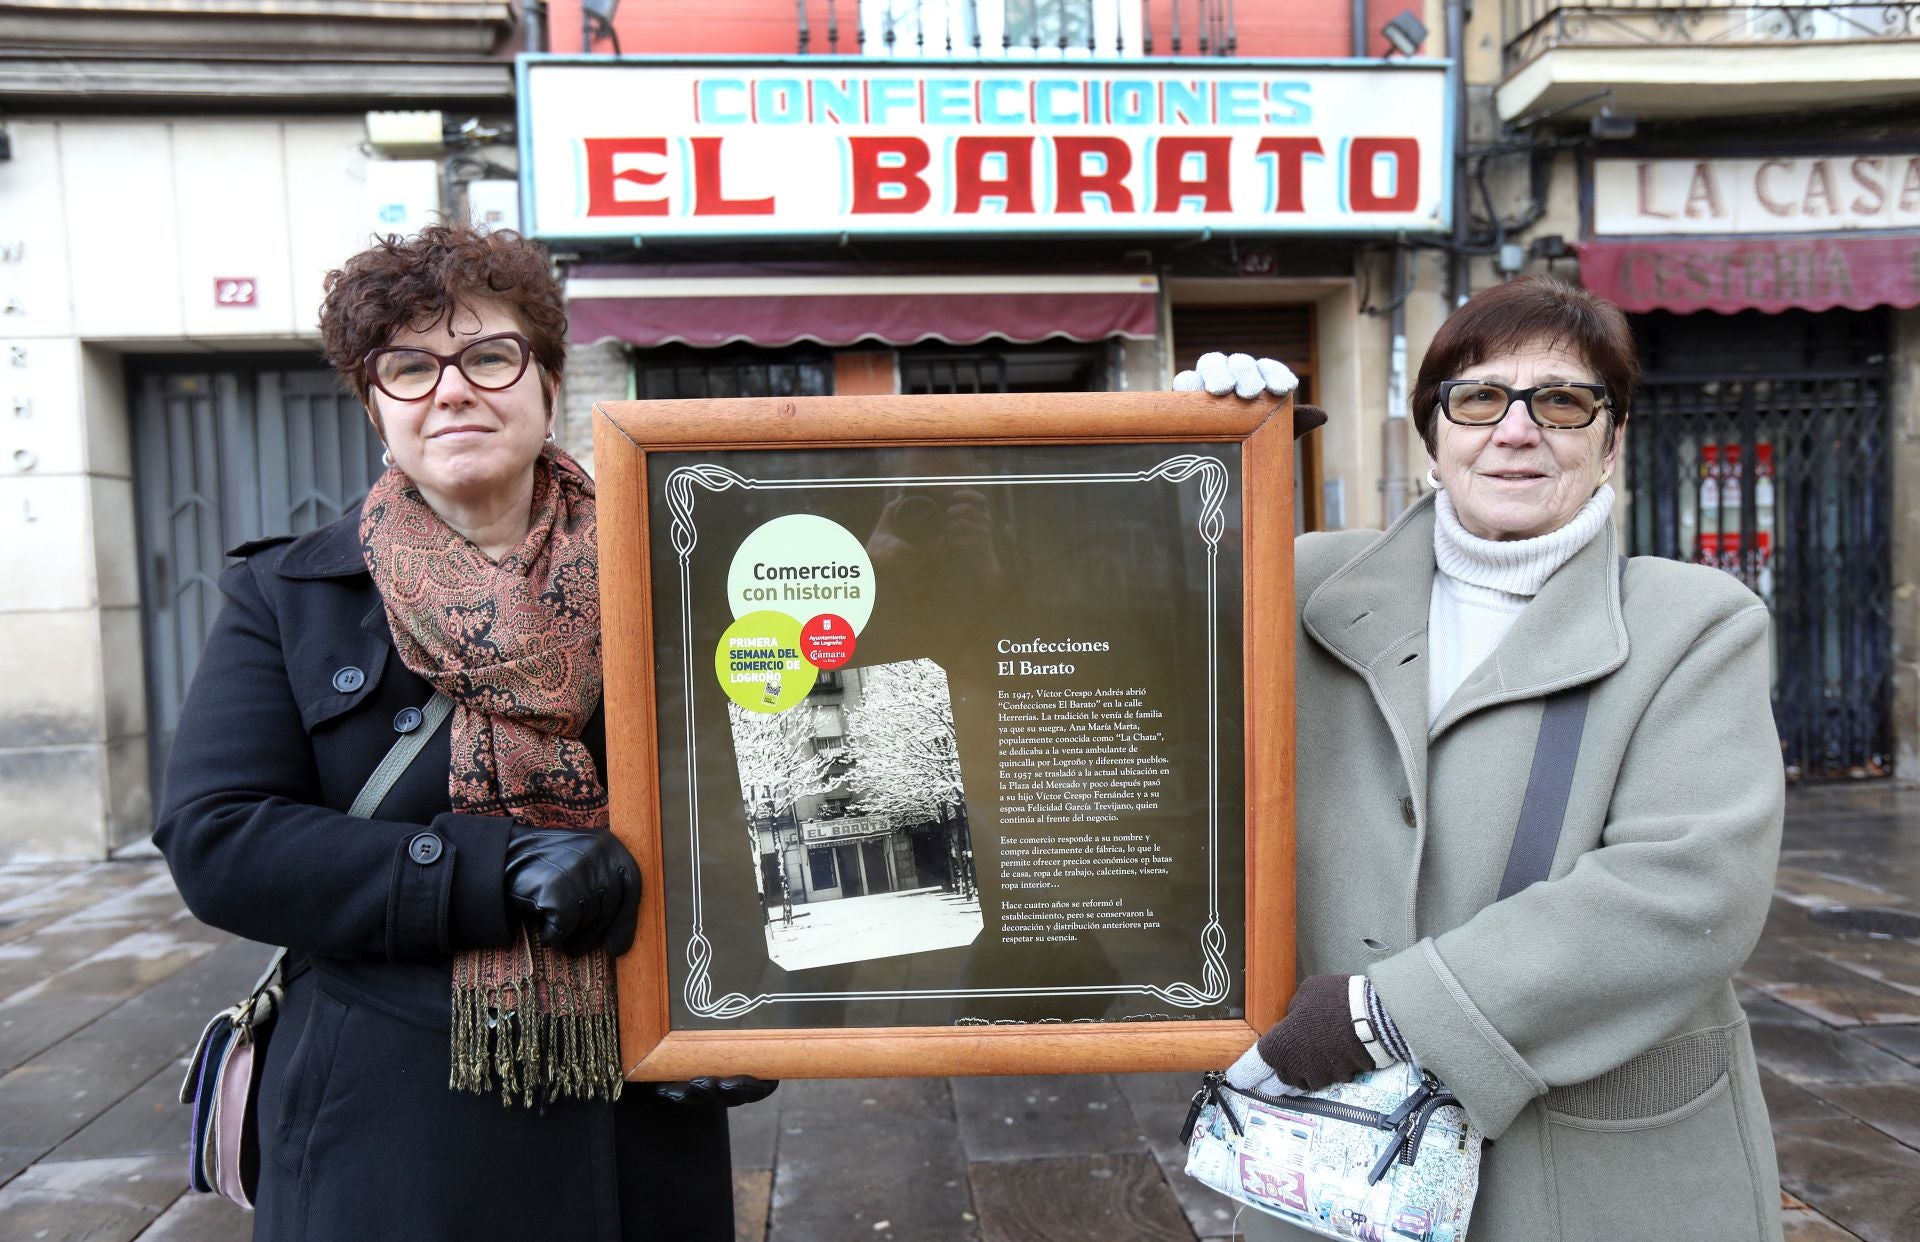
[1245,492,1785,1242]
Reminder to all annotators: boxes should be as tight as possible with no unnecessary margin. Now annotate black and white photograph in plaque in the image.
[726,657,983,971]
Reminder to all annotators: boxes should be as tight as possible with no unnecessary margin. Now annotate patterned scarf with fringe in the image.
[360,444,623,1107]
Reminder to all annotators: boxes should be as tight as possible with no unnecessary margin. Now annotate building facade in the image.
[0,0,522,859]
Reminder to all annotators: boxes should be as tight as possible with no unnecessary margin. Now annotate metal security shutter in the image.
[1626,308,1891,781]
[132,360,382,778]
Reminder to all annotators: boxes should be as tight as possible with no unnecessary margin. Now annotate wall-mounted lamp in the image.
[583,0,622,54]
[1590,108,1637,140]
[0,127,13,162]
[1381,11,1429,57]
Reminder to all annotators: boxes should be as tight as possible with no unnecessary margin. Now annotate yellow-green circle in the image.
[715,611,819,714]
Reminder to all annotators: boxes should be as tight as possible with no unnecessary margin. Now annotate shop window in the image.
[900,343,1108,393]
[809,847,839,890]
[630,345,833,400]
[860,0,1143,58]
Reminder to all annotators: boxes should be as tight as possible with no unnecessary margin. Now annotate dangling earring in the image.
[1426,467,1444,490]
[545,429,557,443]
[380,446,395,468]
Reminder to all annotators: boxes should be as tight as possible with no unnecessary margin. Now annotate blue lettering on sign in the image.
[1265,80,1313,124]
[1109,80,1153,125]
[696,79,749,124]
[1163,80,1208,125]
[869,78,918,124]
[1034,79,1081,124]
[813,78,861,123]
[755,79,804,123]
[980,79,1025,125]
[925,78,971,124]
[1216,80,1259,125]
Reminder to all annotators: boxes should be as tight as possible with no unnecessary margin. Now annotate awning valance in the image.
[1577,234,1920,316]
[565,265,1159,349]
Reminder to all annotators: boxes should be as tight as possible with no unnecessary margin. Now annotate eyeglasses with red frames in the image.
[363,332,534,402]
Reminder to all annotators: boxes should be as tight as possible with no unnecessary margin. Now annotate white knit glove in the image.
[1225,1043,1306,1098]
[1173,352,1298,401]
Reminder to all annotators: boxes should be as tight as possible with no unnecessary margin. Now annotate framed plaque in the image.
[596,391,1299,1079]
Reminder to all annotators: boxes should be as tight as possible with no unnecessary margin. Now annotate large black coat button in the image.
[394,706,424,733]
[409,833,443,865]
[332,666,366,693]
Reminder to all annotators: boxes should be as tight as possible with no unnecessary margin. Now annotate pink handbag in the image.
[180,953,282,1209]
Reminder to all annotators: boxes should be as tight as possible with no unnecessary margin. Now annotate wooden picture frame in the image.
[595,390,1301,1079]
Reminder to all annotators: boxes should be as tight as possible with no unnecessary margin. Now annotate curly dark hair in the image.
[319,223,567,410]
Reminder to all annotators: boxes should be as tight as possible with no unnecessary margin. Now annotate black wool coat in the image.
[154,507,734,1242]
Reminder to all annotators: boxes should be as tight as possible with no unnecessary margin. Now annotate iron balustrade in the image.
[792,0,1237,55]
[1504,0,1920,69]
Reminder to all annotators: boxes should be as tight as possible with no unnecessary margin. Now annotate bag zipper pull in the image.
[1180,1071,1223,1145]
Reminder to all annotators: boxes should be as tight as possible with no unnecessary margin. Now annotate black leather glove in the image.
[502,825,641,957]
[653,1076,780,1107]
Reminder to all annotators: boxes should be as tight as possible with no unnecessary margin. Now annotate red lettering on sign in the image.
[953,137,1036,213]
[1152,137,1232,212]
[1053,137,1134,213]
[849,137,932,214]
[584,137,669,217]
[690,137,774,216]
[1349,138,1420,212]
[1255,137,1323,213]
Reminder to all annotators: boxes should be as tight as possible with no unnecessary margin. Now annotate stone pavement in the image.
[0,785,1916,1241]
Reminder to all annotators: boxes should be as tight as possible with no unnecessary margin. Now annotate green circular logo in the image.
[715,611,819,714]
[726,514,875,634]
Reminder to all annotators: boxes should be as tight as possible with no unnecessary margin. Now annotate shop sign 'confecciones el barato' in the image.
[517,59,1452,240]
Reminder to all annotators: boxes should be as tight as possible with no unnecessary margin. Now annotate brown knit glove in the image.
[1251,973,1377,1092]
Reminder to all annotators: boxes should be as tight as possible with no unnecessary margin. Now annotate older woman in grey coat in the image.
[1181,277,1785,1241]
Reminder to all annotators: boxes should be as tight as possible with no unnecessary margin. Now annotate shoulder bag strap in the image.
[346,691,454,819]
[1495,556,1627,900]
[255,693,453,987]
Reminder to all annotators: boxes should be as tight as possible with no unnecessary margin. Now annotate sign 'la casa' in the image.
[518,60,1450,239]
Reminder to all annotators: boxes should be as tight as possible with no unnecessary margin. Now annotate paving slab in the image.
[1745,994,1920,1087]
[1759,1068,1849,1124]
[1810,936,1920,996]
[1114,1073,1244,1240]
[133,1190,254,1242]
[1773,1117,1920,1242]
[970,1153,1191,1242]
[1802,1081,1920,1150]
[1783,1204,1865,1240]
[774,1075,953,1125]
[48,1059,188,1163]
[768,1113,977,1242]
[729,1097,780,1172]
[1854,1023,1920,1067]
[952,1074,1144,1162]
[0,1153,179,1242]
[735,1168,772,1242]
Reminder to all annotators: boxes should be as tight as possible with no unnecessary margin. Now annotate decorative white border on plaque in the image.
[664,455,1232,1020]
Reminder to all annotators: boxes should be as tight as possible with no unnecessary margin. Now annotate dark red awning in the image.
[565,264,1159,348]
[1578,234,1920,315]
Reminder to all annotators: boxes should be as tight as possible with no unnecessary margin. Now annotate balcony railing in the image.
[1505,0,1920,68]
[794,0,1238,58]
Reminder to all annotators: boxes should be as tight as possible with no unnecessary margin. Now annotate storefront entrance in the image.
[1625,309,1892,779]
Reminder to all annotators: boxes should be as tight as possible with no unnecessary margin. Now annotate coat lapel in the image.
[1301,495,1440,805]
[1428,513,1631,741]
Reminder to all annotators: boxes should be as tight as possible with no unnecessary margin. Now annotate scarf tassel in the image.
[451,977,624,1108]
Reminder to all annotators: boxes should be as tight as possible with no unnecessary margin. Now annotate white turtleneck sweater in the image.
[1427,485,1615,727]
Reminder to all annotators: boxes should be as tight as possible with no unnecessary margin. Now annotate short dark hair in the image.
[1411,276,1638,453]
[319,223,567,409]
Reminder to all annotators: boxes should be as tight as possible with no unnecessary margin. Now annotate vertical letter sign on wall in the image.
[594,390,1305,1080]
[520,61,1450,240]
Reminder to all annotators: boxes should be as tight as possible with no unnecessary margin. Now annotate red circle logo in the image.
[800,613,855,670]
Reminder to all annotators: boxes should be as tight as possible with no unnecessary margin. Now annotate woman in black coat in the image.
[155,224,762,1240]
